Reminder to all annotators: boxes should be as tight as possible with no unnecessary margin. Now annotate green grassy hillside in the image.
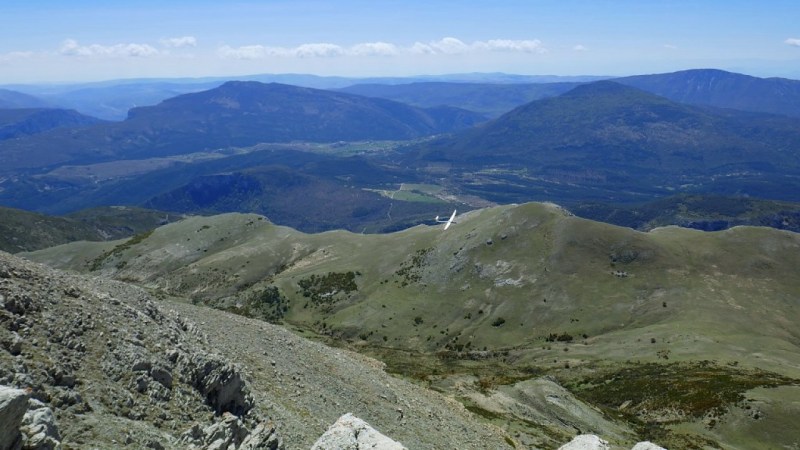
[0,205,179,253]
[26,202,800,448]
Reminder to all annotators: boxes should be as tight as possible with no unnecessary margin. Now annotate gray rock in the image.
[558,435,610,450]
[180,413,282,450]
[311,413,406,450]
[179,353,253,415]
[6,332,23,356]
[240,422,281,450]
[631,442,667,450]
[0,385,29,450]
[20,398,61,450]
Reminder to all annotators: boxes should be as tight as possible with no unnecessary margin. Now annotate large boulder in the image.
[0,386,29,450]
[631,442,666,450]
[20,399,61,450]
[311,413,405,450]
[558,434,610,450]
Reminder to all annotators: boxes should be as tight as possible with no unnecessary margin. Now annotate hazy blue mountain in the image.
[3,73,604,120]
[617,69,800,118]
[404,81,800,202]
[0,81,485,172]
[337,82,581,117]
[0,88,49,109]
[0,108,105,140]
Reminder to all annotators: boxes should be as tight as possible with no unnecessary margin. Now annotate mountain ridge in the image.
[617,68,800,118]
[0,81,485,173]
[24,201,800,448]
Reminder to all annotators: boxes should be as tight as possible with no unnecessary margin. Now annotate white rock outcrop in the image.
[559,435,668,450]
[0,386,29,450]
[311,413,406,450]
[631,442,667,450]
[558,434,610,450]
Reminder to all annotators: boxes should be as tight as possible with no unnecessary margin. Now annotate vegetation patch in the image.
[88,230,153,271]
[246,286,288,323]
[394,248,432,286]
[298,271,359,305]
[567,361,798,422]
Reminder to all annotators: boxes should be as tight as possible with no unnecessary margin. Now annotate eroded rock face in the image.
[180,412,281,450]
[0,251,279,448]
[311,413,406,450]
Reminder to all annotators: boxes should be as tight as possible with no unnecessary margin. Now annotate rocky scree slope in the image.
[0,250,515,449]
[0,250,280,449]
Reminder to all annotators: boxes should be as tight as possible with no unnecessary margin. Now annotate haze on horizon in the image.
[1,0,799,84]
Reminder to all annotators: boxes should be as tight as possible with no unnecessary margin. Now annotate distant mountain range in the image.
[1,73,605,120]
[2,70,800,234]
[0,81,485,172]
[0,108,105,140]
[0,88,50,109]
[404,80,800,203]
[337,82,581,117]
[617,69,800,118]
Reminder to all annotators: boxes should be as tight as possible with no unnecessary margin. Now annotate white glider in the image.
[434,209,457,230]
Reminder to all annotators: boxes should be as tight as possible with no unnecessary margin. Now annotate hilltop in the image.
[26,202,800,448]
[618,68,800,118]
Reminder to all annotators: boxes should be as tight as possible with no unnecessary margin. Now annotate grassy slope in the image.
[25,202,800,448]
[0,205,178,253]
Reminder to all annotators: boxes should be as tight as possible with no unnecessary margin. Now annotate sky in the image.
[1,0,799,84]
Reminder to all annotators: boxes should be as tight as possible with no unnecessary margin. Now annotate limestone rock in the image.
[180,413,282,450]
[0,385,29,450]
[311,413,406,450]
[631,442,667,450]
[558,434,610,450]
[179,353,253,415]
[239,421,281,450]
[20,398,61,450]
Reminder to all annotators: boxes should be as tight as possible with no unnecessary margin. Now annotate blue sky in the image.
[1,0,799,83]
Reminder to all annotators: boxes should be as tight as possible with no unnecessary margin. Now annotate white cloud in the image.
[573,44,588,52]
[350,42,398,56]
[219,37,548,60]
[161,36,197,48]
[663,44,678,50]
[429,37,472,54]
[60,39,160,57]
[294,43,344,58]
[411,37,546,55]
[219,43,346,59]
[785,38,800,47]
[483,39,546,53]
[218,45,272,59]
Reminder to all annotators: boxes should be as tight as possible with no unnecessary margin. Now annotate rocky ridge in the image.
[0,250,280,448]
[0,250,515,448]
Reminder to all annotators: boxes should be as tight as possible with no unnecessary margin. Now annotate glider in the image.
[434,209,457,230]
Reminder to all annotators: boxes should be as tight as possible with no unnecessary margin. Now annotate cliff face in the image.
[0,250,279,449]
